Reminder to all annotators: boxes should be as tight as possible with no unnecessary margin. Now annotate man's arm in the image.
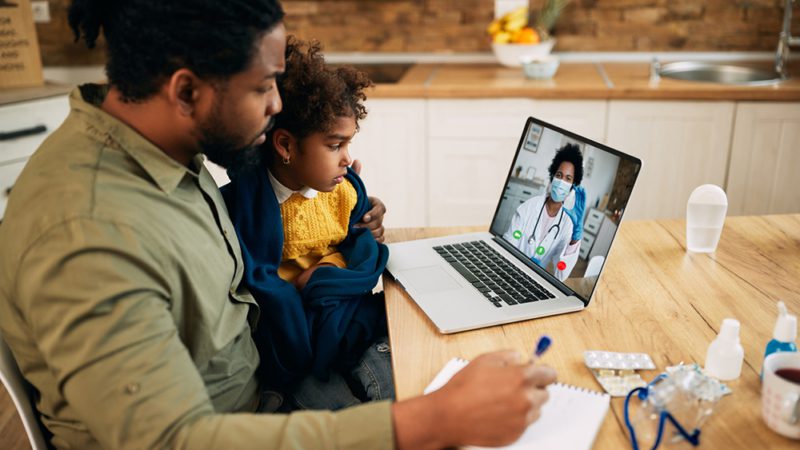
[392,351,556,449]
[15,218,394,450]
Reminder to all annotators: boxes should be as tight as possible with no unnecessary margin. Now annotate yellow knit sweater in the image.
[278,180,358,282]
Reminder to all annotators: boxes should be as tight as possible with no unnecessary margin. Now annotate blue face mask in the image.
[550,178,572,202]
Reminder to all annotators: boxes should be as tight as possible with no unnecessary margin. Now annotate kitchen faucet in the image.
[777,0,800,78]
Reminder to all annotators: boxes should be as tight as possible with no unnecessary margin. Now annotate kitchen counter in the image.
[370,61,800,101]
[0,82,72,106]
[4,58,799,104]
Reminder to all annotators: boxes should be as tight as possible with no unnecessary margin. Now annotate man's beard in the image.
[198,115,274,177]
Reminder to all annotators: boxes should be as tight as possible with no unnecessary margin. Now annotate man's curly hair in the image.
[68,0,284,102]
[548,143,584,186]
[269,37,373,143]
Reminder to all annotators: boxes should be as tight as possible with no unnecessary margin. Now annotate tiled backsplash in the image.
[36,0,800,66]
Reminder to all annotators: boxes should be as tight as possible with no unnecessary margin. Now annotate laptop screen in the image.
[489,117,641,302]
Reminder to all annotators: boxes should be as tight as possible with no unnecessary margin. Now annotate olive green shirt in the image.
[0,85,393,450]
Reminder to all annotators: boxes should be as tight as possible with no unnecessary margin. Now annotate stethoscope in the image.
[527,200,565,261]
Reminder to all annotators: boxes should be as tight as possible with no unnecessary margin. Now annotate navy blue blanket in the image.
[221,167,388,389]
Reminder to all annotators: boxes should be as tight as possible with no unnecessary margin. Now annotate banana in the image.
[504,15,528,32]
[487,6,529,38]
[501,6,528,23]
[492,31,512,44]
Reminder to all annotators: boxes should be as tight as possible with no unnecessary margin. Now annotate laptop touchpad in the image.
[403,266,462,294]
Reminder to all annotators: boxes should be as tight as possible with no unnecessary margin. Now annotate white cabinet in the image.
[726,102,800,216]
[606,100,735,220]
[350,99,427,227]
[203,99,429,228]
[588,213,617,262]
[427,99,607,226]
[0,95,70,219]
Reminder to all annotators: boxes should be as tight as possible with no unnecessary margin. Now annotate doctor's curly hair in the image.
[268,37,373,141]
[548,143,584,186]
[68,0,284,102]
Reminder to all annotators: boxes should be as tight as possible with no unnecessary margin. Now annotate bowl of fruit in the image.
[487,1,570,68]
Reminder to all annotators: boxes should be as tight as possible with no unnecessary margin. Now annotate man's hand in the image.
[356,196,386,242]
[392,350,557,450]
[351,159,386,242]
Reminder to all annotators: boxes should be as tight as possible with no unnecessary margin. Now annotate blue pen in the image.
[532,335,552,363]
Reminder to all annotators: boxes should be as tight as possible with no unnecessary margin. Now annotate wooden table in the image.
[384,215,800,449]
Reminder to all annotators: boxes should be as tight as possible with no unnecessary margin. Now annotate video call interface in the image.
[489,121,640,300]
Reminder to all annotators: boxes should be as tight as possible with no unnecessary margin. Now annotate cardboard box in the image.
[0,0,44,89]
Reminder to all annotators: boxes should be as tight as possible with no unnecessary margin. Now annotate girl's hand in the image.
[294,263,334,290]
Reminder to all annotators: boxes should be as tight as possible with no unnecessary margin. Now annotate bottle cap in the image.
[773,301,797,343]
[687,184,728,206]
[719,318,740,342]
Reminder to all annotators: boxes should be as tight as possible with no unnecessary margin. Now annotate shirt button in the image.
[125,383,140,395]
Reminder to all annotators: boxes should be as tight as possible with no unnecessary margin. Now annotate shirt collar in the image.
[266,170,318,204]
[71,84,197,194]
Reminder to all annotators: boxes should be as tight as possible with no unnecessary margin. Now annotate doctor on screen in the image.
[504,144,586,281]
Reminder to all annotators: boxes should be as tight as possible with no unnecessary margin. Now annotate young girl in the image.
[221,38,393,411]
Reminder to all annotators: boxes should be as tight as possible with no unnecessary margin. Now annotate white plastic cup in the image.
[686,184,727,253]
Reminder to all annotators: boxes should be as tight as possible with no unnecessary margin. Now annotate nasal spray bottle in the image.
[761,301,797,379]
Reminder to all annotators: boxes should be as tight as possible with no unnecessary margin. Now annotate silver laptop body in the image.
[386,117,641,334]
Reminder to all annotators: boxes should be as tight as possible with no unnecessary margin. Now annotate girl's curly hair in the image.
[270,37,373,142]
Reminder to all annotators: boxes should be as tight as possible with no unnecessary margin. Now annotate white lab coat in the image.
[503,195,581,281]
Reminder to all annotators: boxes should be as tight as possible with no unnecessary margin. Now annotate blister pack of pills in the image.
[591,369,647,397]
[584,350,656,370]
[584,351,656,397]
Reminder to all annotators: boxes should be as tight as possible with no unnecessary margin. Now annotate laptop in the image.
[385,116,642,333]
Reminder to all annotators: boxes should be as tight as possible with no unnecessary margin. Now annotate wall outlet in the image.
[31,1,51,23]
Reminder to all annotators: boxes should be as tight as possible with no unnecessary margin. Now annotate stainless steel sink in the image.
[658,61,784,86]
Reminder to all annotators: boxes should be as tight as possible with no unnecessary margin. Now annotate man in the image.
[0,1,556,449]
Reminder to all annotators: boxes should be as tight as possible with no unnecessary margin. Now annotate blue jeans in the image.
[288,335,395,411]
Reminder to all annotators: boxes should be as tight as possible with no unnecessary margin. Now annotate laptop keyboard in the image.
[433,240,556,308]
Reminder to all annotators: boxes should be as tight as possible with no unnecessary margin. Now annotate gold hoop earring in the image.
[282,156,290,165]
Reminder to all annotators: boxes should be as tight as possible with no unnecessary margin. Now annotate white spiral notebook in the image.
[424,358,611,450]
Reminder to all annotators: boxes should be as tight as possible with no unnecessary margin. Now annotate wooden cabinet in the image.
[606,100,735,220]
[427,99,607,226]
[0,95,70,220]
[726,102,800,216]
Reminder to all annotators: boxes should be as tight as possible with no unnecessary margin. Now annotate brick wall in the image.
[36,0,800,66]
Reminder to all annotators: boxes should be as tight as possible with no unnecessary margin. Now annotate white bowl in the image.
[521,55,560,79]
[492,39,556,67]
